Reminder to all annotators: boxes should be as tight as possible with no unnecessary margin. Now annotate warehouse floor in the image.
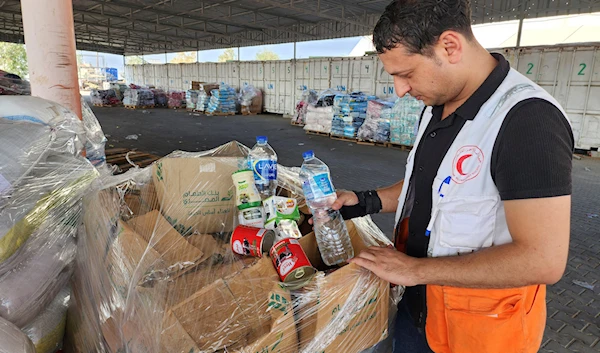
[91,105,600,353]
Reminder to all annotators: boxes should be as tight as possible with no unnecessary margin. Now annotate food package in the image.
[207,84,237,114]
[152,89,168,107]
[90,89,121,106]
[66,140,398,353]
[123,88,155,107]
[238,85,263,115]
[357,100,395,143]
[331,93,376,138]
[389,94,425,146]
[168,90,187,109]
[0,96,99,349]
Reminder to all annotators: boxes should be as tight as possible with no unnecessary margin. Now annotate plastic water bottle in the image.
[300,150,354,266]
[248,136,278,199]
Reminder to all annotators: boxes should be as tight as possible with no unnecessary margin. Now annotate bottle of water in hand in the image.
[248,136,278,199]
[300,150,354,266]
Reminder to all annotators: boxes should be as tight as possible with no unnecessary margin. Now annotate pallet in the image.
[387,142,413,151]
[305,130,330,137]
[124,105,154,110]
[93,103,119,108]
[357,139,387,147]
[206,111,235,116]
[291,121,305,127]
[104,148,161,174]
[330,134,358,143]
[168,106,186,110]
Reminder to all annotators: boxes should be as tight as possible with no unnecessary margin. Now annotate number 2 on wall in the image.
[578,63,587,76]
[526,63,534,75]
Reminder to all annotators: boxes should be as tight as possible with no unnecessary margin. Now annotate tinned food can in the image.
[270,238,315,285]
[231,225,275,257]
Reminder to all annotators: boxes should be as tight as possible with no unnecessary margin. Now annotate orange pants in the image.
[425,284,546,353]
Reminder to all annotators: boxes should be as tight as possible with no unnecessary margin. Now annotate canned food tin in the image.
[231,225,275,257]
[270,238,315,284]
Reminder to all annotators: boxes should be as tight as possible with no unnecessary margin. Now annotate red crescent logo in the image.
[456,154,472,175]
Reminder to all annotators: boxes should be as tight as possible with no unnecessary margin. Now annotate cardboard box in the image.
[123,181,159,217]
[296,221,390,353]
[191,81,219,95]
[152,155,246,234]
[127,210,204,277]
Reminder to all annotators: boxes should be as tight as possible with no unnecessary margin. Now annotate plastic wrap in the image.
[81,100,108,169]
[0,96,98,350]
[168,91,187,109]
[0,316,35,353]
[90,89,121,106]
[123,89,155,107]
[0,70,31,96]
[21,287,70,353]
[67,140,397,353]
[238,85,263,115]
[357,100,395,143]
[389,94,425,146]
[152,89,168,107]
[331,93,376,138]
[207,84,237,114]
[291,90,318,125]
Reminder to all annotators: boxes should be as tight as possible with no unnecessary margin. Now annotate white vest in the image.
[395,68,569,258]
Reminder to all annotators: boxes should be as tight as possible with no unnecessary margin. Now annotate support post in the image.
[21,0,82,119]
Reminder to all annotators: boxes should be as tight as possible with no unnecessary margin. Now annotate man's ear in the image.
[435,31,464,65]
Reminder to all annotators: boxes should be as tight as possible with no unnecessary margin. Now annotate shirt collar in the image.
[433,52,510,121]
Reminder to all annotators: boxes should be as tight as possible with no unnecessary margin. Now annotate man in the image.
[335,1,574,352]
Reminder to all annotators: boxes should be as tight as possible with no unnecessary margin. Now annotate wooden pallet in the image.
[330,134,358,143]
[93,103,120,107]
[357,139,387,147]
[387,142,413,151]
[291,121,305,127]
[124,105,154,110]
[206,111,235,116]
[305,130,330,137]
[105,148,161,174]
[168,106,186,110]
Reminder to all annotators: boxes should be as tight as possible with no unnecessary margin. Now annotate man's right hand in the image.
[331,190,359,210]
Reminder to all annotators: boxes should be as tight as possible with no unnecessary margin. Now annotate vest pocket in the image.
[437,196,498,251]
[442,286,526,353]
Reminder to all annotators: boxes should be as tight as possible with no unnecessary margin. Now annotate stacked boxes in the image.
[389,94,425,146]
[331,94,376,138]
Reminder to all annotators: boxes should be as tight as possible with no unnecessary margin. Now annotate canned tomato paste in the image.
[231,225,275,257]
[270,238,315,284]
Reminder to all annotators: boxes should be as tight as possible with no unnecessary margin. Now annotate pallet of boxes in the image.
[66,141,395,353]
[239,85,263,115]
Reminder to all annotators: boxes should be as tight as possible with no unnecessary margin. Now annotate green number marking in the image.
[365,64,370,73]
[272,67,275,73]
[287,67,291,74]
[578,63,587,76]
[259,67,263,74]
[336,65,340,74]
[324,65,328,72]
[526,63,534,75]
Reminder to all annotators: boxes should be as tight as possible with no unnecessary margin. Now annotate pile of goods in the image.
[291,89,318,125]
[151,88,168,107]
[357,99,395,143]
[66,136,395,353]
[123,88,155,108]
[390,94,425,146]
[303,90,338,134]
[185,89,202,111]
[238,85,263,115]
[90,89,121,106]
[0,96,98,353]
[167,90,186,109]
[0,70,30,96]
[207,84,237,114]
[331,93,375,138]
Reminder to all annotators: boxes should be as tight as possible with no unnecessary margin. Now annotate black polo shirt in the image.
[401,53,574,328]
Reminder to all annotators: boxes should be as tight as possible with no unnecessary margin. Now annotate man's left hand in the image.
[349,247,422,287]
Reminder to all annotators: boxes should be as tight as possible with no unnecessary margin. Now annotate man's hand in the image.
[350,246,422,287]
[331,190,359,210]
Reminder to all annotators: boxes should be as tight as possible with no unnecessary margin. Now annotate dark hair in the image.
[373,0,474,55]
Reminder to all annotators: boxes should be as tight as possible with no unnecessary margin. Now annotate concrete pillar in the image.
[21,0,82,119]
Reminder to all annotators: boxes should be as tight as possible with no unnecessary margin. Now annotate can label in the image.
[270,238,314,282]
[231,226,275,257]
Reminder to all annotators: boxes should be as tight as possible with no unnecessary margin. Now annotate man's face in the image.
[379,45,458,107]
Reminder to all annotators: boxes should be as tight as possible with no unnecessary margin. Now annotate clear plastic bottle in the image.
[248,136,278,199]
[300,150,354,266]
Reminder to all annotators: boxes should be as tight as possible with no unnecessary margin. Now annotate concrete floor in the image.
[91,105,600,352]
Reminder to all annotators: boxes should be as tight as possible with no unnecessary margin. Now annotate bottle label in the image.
[252,159,277,184]
[303,173,334,201]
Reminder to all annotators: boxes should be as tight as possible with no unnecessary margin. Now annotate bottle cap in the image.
[302,150,314,160]
[257,136,268,144]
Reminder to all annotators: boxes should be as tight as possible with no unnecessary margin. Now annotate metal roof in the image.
[1,0,599,55]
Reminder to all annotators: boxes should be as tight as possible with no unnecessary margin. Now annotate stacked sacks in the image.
[123,88,155,107]
[186,90,202,111]
[197,90,209,112]
[389,94,425,146]
[90,89,121,106]
[0,96,98,352]
[291,89,318,125]
[303,90,338,134]
[207,84,237,114]
[152,89,168,108]
[331,93,375,138]
[66,141,397,353]
[357,100,395,143]
[168,91,187,109]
